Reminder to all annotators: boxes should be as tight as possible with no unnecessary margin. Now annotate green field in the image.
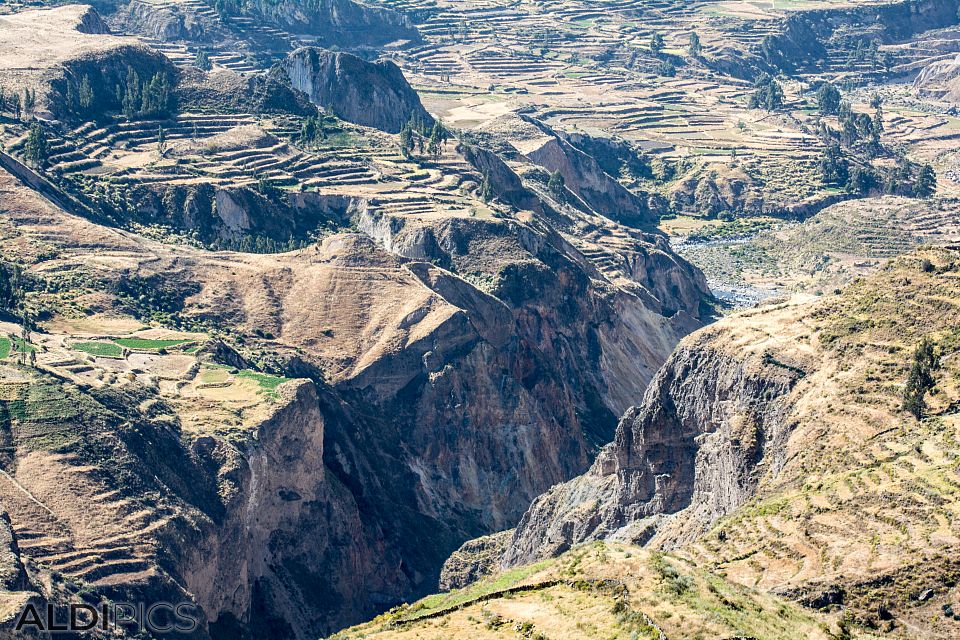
[236,370,290,395]
[72,341,125,358]
[0,336,11,360]
[112,338,190,350]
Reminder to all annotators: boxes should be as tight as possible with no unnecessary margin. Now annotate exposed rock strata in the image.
[914,53,960,102]
[503,326,803,566]
[283,47,431,133]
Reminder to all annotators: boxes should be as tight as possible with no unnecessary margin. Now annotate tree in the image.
[915,164,936,198]
[815,82,841,115]
[0,263,24,313]
[10,92,21,121]
[819,143,848,186]
[194,50,212,71]
[650,32,664,53]
[79,74,95,110]
[157,126,167,156]
[749,75,784,111]
[902,337,939,419]
[846,165,875,195]
[120,67,173,120]
[657,61,676,77]
[547,170,565,198]
[23,123,49,169]
[688,32,702,58]
[872,104,884,136]
[399,122,414,158]
[22,88,35,115]
[299,116,322,147]
[427,121,447,158]
[479,172,493,202]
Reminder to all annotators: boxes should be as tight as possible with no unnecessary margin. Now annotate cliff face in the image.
[243,0,418,45]
[518,117,655,228]
[106,0,417,49]
[182,381,405,638]
[283,47,431,133]
[762,0,960,74]
[702,0,960,78]
[109,0,226,43]
[503,323,804,566]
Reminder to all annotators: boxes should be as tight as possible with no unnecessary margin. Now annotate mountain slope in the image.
[332,542,850,640]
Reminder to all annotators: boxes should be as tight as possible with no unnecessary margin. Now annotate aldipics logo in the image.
[14,602,200,634]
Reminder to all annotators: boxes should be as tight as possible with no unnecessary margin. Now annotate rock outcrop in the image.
[518,116,655,227]
[242,0,418,46]
[483,115,655,227]
[914,53,960,102]
[283,47,431,133]
[439,530,513,591]
[108,0,227,43]
[503,323,804,566]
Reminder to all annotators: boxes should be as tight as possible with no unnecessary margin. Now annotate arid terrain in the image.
[0,0,957,638]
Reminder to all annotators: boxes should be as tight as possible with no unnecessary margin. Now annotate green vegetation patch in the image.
[72,341,125,358]
[113,338,190,351]
[402,559,553,620]
[0,337,10,360]
[235,370,290,395]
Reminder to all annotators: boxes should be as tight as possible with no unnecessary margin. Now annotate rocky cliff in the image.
[182,381,406,639]
[481,115,656,227]
[761,0,960,74]
[702,0,960,79]
[105,0,418,50]
[283,47,431,133]
[242,0,418,46]
[108,0,227,43]
[503,322,804,565]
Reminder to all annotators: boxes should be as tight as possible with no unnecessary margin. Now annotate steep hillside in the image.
[497,248,960,636]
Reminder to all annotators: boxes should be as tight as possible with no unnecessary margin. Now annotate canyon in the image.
[0,0,957,638]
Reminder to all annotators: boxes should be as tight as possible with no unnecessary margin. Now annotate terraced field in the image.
[0,312,303,590]
[362,0,960,220]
